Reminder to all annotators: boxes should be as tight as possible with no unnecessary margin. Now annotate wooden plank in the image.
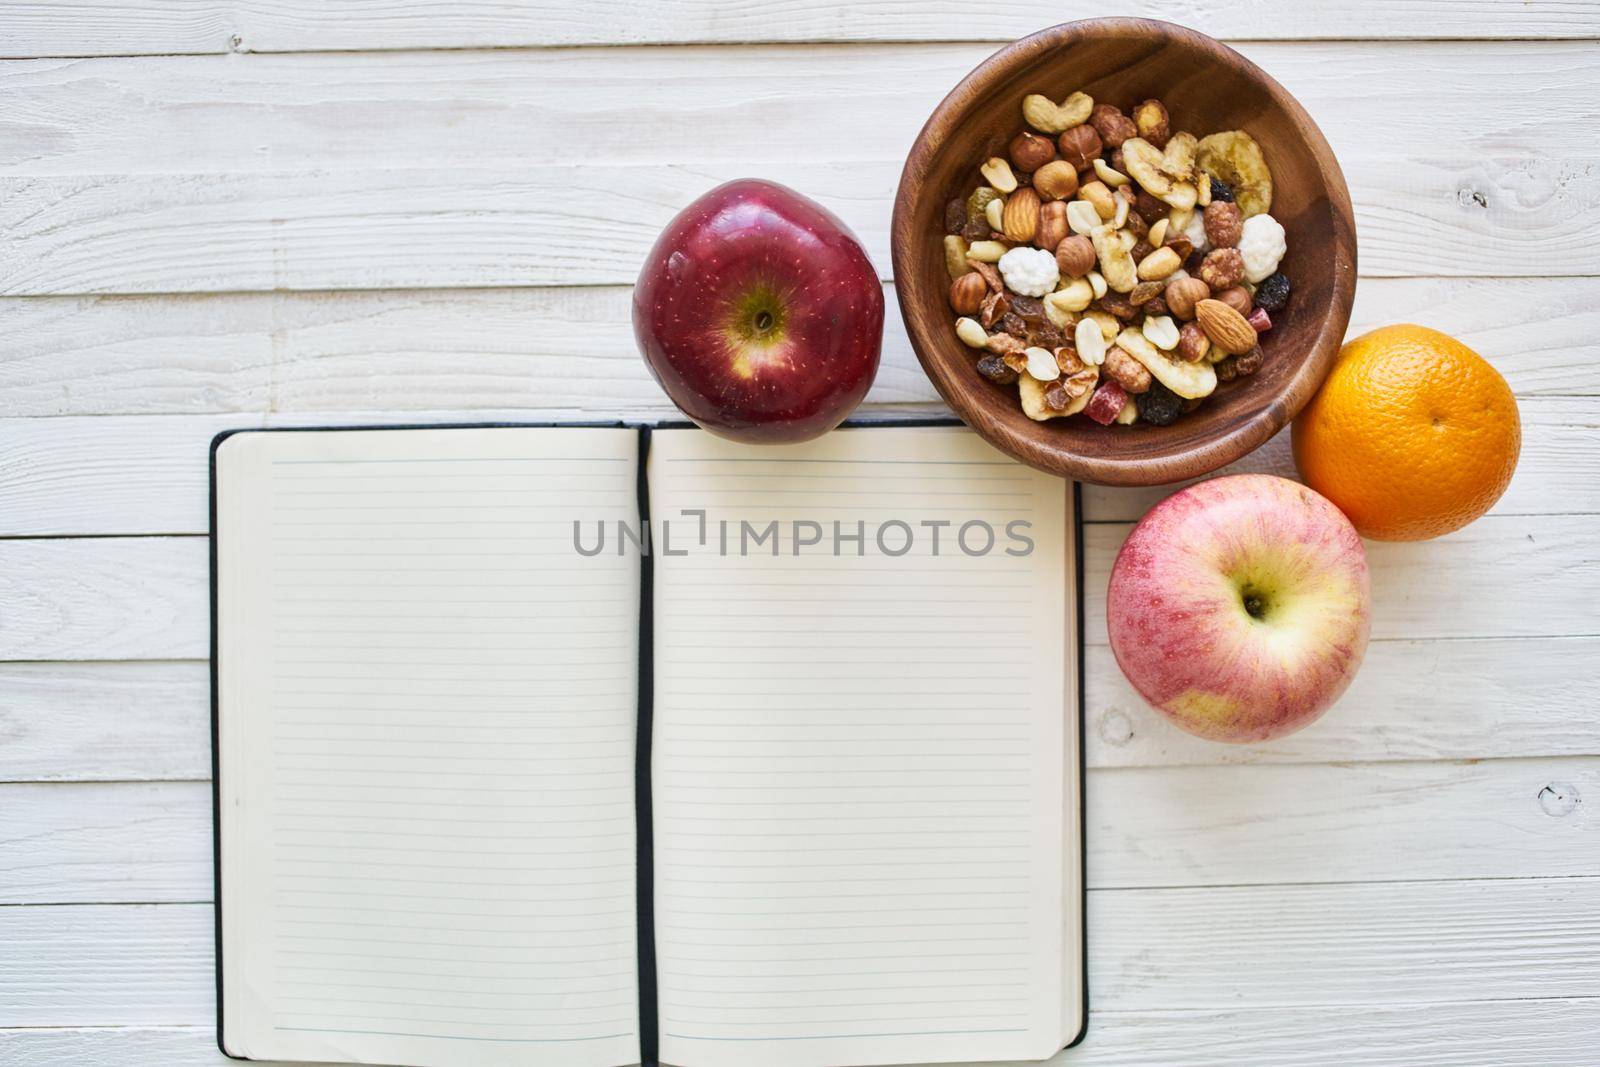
[1091,757,1599,888]
[3,1,1597,57]
[1092,876,1600,1009]
[0,782,211,904]
[5,509,1590,663]
[1085,636,1600,769]
[0,904,215,1027]
[5,879,1598,1026]
[9,996,1600,1067]
[5,44,1595,176]
[7,757,1593,903]
[1,638,1594,786]
[0,661,210,781]
[1080,396,1600,522]
[2,395,1588,538]
[1083,513,1599,645]
[0,277,1593,419]
[0,537,207,661]
[4,153,1596,294]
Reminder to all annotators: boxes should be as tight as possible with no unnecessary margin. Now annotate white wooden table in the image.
[3,3,1598,1064]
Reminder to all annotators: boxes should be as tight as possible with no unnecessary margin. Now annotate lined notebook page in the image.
[215,427,643,1067]
[647,426,1079,1067]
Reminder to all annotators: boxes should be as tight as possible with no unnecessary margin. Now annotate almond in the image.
[1001,188,1041,243]
[1194,298,1257,355]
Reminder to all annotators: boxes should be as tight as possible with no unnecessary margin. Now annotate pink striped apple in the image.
[1107,474,1370,742]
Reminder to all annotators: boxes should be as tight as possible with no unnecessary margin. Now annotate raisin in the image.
[1029,322,1066,350]
[1098,291,1138,321]
[976,354,1018,385]
[1214,356,1238,382]
[1233,345,1265,376]
[945,198,967,234]
[1208,176,1235,203]
[998,312,1028,339]
[1134,382,1184,426]
[961,218,993,243]
[1254,272,1291,313]
[1129,281,1164,307]
[1044,383,1072,411]
[1009,294,1047,323]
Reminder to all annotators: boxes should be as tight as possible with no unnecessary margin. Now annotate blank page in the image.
[215,427,643,1067]
[647,426,1080,1067]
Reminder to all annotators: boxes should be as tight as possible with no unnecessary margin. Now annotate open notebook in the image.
[212,422,1085,1067]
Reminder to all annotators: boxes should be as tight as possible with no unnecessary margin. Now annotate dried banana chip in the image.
[1120,138,1172,199]
[1116,328,1217,399]
[1197,130,1273,218]
[1160,132,1198,183]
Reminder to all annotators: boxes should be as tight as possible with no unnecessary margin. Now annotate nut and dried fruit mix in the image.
[941,91,1292,426]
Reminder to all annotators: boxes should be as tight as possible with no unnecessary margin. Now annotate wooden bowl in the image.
[891,18,1356,486]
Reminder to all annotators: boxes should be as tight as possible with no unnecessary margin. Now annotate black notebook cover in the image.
[209,418,1089,1064]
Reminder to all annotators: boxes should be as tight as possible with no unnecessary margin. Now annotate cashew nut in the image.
[1021,91,1094,134]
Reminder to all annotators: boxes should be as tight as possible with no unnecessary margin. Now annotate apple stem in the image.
[753,310,775,333]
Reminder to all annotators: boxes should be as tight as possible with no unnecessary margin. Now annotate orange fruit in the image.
[1291,324,1520,541]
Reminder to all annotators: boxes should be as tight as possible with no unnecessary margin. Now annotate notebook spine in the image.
[634,426,660,1067]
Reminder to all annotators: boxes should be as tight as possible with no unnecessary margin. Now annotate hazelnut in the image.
[1164,277,1211,320]
[1216,285,1253,317]
[1057,124,1103,170]
[1010,131,1057,174]
[1001,187,1042,243]
[1055,234,1096,278]
[1032,160,1080,201]
[949,272,987,316]
[967,258,1003,292]
[1177,321,1211,363]
[1090,104,1138,149]
[1199,247,1246,290]
[1132,99,1171,149]
[1203,201,1244,248]
[1035,200,1070,250]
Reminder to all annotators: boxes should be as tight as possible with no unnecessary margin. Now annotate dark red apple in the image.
[632,179,883,443]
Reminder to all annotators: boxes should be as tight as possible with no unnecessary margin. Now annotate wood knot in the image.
[1538,783,1579,817]
[1097,708,1134,747]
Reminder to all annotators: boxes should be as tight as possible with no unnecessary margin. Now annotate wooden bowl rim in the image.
[890,17,1357,487]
